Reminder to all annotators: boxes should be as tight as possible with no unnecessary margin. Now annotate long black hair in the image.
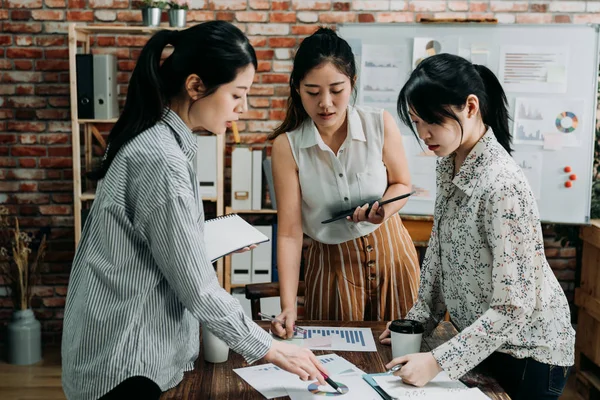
[89,20,257,180]
[269,27,356,140]
[397,53,512,154]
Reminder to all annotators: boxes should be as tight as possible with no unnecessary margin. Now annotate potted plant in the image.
[138,0,167,27]
[0,206,47,365]
[168,0,189,28]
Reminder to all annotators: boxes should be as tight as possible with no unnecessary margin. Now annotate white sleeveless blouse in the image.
[286,105,388,245]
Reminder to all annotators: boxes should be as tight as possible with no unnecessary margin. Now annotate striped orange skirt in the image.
[304,213,420,321]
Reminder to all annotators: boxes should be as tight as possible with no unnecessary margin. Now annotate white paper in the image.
[407,143,437,201]
[413,37,443,69]
[543,132,565,151]
[204,214,270,262]
[287,372,381,400]
[372,371,491,399]
[470,44,490,67]
[499,46,569,93]
[513,97,584,147]
[233,354,366,399]
[513,151,543,199]
[273,326,377,352]
[359,44,409,115]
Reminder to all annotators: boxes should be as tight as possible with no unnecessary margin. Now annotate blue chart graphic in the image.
[301,328,366,347]
[307,381,349,396]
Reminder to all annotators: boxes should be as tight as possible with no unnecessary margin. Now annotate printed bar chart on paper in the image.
[234,354,374,399]
[273,326,377,352]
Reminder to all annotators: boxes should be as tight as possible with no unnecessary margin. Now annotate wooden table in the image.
[161,321,509,399]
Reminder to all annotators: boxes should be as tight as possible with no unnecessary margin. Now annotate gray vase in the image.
[7,309,42,365]
[142,7,162,27]
[168,9,187,28]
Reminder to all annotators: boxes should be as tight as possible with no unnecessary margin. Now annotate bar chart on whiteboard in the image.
[272,326,377,352]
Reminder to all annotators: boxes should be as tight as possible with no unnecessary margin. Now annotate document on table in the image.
[272,326,377,352]
[234,353,381,399]
[372,371,490,399]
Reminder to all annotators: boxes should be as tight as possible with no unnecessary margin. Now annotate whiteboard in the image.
[339,23,599,224]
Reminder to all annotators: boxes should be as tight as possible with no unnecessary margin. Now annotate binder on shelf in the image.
[231,146,252,210]
[251,225,272,283]
[195,135,218,198]
[231,251,252,284]
[232,288,281,318]
[92,54,119,120]
[75,54,94,119]
[251,149,266,210]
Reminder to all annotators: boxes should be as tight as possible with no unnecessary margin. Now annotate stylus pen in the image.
[258,312,306,334]
[321,372,344,394]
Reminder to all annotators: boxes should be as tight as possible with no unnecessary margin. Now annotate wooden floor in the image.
[0,347,582,400]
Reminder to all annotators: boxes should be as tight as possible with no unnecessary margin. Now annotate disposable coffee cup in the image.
[202,326,229,363]
[389,319,424,359]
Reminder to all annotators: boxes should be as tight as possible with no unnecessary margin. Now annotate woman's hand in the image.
[264,341,328,385]
[270,308,298,339]
[233,244,258,254]
[379,320,392,345]
[385,352,442,387]
[347,201,385,225]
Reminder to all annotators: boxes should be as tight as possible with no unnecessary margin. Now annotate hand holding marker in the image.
[258,313,342,393]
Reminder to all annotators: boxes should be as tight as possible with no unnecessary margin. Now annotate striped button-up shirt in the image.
[62,110,272,400]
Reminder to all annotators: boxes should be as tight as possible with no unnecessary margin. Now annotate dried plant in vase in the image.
[0,205,47,311]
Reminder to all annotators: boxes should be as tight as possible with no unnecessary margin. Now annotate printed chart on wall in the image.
[512,97,585,149]
[358,44,409,116]
[512,151,543,199]
[499,45,569,93]
[234,354,381,399]
[272,326,377,352]
[404,139,437,202]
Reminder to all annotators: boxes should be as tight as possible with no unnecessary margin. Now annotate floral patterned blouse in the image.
[406,129,575,380]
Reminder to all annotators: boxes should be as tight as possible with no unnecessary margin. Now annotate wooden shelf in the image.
[230,284,247,289]
[75,25,179,35]
[78,118,118,124]
[225,207,277,215]
[81,189,96,201]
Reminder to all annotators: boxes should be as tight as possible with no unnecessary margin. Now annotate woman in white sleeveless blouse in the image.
[268,28,420,339]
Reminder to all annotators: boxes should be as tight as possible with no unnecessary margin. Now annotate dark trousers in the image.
[479,352,571,400]
[99,376,162,400]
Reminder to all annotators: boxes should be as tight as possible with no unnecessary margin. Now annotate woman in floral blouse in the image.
[379,53,575,399]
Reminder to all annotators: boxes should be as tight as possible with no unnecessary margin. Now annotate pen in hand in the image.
[387,364,403,374]
[321,372,344,394]
[258,312,306,334]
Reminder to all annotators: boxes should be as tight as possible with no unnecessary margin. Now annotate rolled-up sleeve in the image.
[140,194,272,364]
[431,188,536,379]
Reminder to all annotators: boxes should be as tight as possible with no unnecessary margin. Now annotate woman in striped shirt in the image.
[62,21,327,400]
[268,28,420,339]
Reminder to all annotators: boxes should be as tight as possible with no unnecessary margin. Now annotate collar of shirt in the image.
[161,108,197,162]
[298,105,366,150]
[438,128,497,198]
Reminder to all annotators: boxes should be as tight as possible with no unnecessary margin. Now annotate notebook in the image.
[204,214,270,262]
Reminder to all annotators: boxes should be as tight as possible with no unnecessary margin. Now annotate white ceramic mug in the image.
[202,326,229,363]
[389,319,424,359]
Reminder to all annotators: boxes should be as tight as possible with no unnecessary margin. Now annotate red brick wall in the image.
[0,0,595,344]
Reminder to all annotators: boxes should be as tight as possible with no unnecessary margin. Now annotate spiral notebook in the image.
[204,214,270,262]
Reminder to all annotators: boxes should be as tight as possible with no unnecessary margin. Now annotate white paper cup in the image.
[390,319,424,359]
[202,326,229,363]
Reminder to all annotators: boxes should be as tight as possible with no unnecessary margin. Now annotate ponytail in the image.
[89,21,257,180]
[474,64,512,155]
